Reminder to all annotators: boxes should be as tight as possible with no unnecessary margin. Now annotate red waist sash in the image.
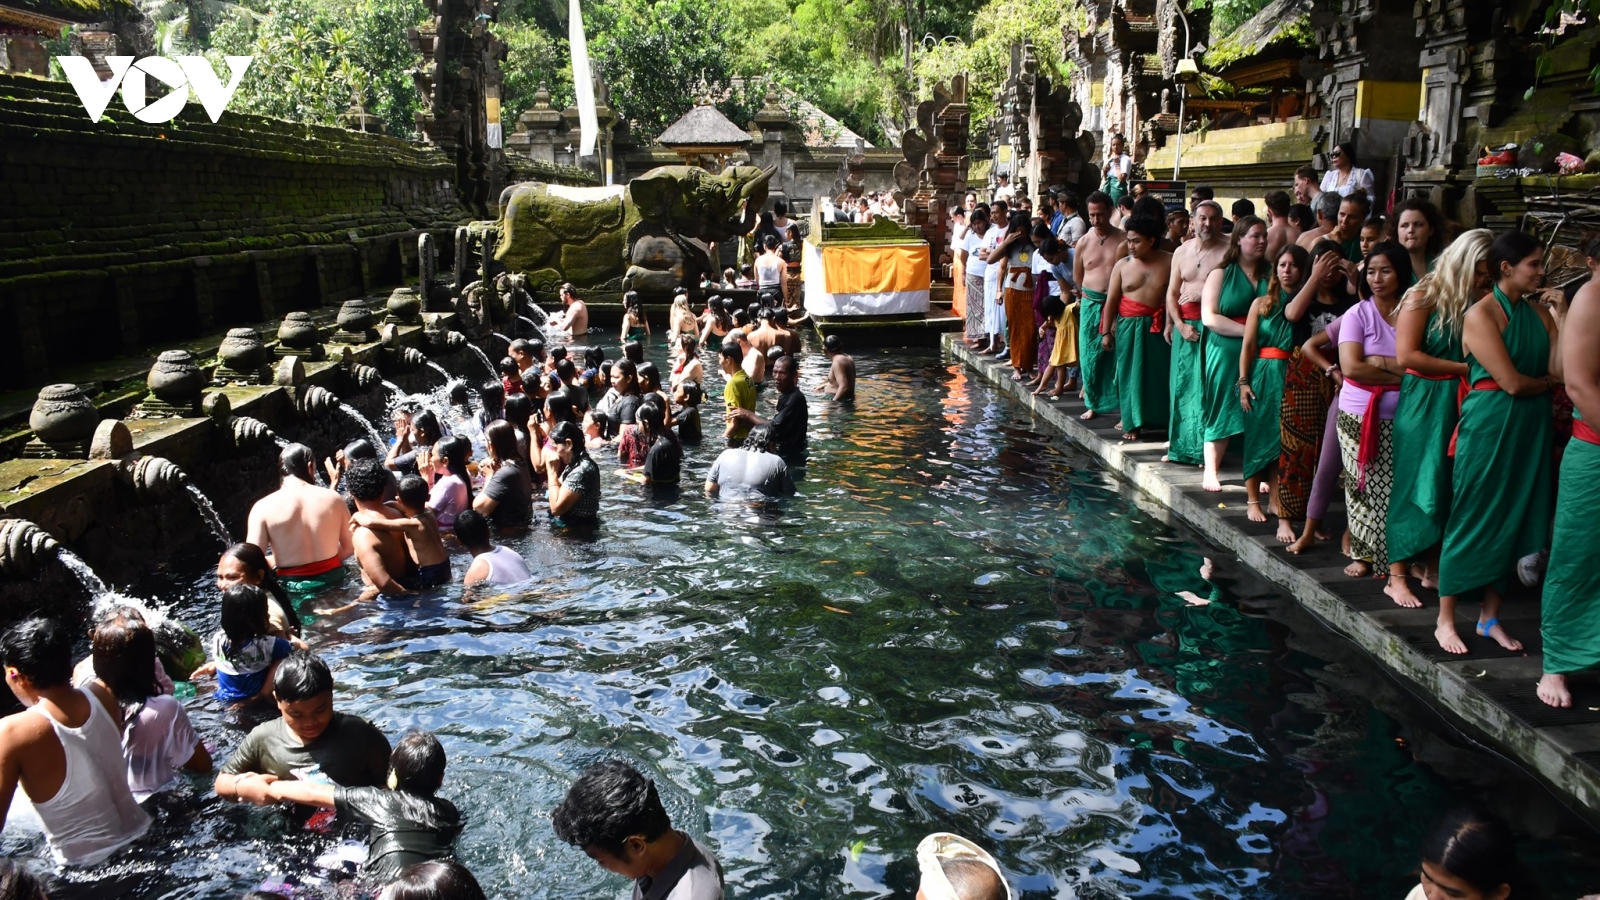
[1404,368,1455,381]
[1227,314,1248,325]
[1447,377,1501,457]
[277,555,343,578]
[1178,301,1202,321]
[1574,417,1600,446]
[1117,297,1167,333]
[1344,378,1399,489]
[1258,347,1293,361]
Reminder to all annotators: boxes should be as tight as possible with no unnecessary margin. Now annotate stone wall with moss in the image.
[0,71,475,389]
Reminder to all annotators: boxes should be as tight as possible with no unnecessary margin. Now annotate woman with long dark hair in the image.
[1199,215,1270,491]
[471,420,533,530]
[545,420,601,523]
[1409,807,1541,900]
[90,609,212,800]
[999,210,1038,380]
[383,860,488,900]
[426,435,473,528]
[217,542,303,642]
[1237,243,1308,539]
[623,399,682,486]
[1436,231,1561,655]
[699,295,733,345]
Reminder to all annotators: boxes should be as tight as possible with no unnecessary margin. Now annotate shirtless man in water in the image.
[823,334,856,401]
[247,443,352,601]
[1073,191,1124,422]
[341,459,413,602]
[1163,201,1228,465]
[551,283,588,340]
[1100,215,1173,441]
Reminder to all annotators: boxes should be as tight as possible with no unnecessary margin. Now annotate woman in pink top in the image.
[425,436,473,529]
[1335,242,1421,606]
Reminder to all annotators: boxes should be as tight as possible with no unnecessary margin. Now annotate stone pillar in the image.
[509,84,564,164]
[1312,0,1425,202]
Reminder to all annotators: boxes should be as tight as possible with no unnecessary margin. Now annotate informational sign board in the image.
[1130,180,1187,213]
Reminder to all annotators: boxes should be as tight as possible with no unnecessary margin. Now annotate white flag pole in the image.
[570,0,597,157]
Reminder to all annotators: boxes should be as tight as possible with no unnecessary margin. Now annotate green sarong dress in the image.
[1242,290,1293,477]
[1437,288,1552,597]
[1385,311,1464,562]
[1113,301,1170,431]
[1080,287,1119,414]
[1201,264,1260,442]
[1167,312,1206,465]
[1543,412,1600,673]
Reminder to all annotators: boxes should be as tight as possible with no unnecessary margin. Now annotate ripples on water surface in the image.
[13,348,1600,899]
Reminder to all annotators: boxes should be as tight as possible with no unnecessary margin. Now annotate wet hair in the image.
[584,346,605,368]
[452,509,491,549]
[273,650,332,703]
[342,439,377,463]
[1315,190,1341,222]
[478,380,504,419]
[448,382,470,409]
[1124,214,1163,240]
[222,542,300,636]
[497,357,520,379]
[1359,240,1414,300]
[1231,198,1256,219]
[1420,807,1539,900]
[434,435,474,505]
[1264,190,1291,217]
[384,860,487,900]
[765,346,785,364]
[0,860,48,900]
[509,338,534,357]
[556,358,577,383]
[678,332,699,358]
[586,409,612,438]
[411,410,442,447]
[551,759,673,856]
[1289,203,1315,231]
[678,380,703,406]
[219,584,271,662]
[1489,230,1543,283]
[622,291,641,312]
[824,333,843,353]
[91,609,159,704]
[343,458,390,502]
[612,359,639,394]
[940,858,1008,900]
[720,342,743,364]
[636,398,678,452]
[390,728,447,796]
[545,390,578,426]
[549,420,588,465]
[637,362,662,393]
[484,420,520,464]
[279,443,317,482]
[1,618,71,689]
[504,393,533,429]
[743,424,776,453]
[398,474,429,510]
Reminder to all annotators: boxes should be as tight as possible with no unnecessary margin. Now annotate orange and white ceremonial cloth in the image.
[801,241,931,316]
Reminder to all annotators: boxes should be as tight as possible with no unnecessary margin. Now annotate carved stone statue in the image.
[494,164,776,297]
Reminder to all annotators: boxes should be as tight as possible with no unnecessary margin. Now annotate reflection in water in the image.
[16,349,1600,900]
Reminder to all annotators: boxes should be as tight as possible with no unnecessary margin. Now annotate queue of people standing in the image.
[960,157,1600,710]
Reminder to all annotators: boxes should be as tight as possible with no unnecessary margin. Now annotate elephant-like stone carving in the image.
[494,164,776,298]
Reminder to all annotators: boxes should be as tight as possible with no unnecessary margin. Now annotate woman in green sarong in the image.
[1238,244,1307,540]
[1198,216,1269,492]
[1539,239,1600,708]
[1385,230,1491,587]
[1435,231,1562,656]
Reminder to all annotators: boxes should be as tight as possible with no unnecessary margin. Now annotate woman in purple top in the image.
[425,436,473,528]
[1334,242,1420,604]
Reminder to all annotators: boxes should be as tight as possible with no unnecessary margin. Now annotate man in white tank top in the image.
[0,617,150,866]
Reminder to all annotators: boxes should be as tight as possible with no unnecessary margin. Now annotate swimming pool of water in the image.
[14,346,1600,899]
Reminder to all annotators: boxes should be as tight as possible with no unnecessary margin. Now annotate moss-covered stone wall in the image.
[0,71,475,389]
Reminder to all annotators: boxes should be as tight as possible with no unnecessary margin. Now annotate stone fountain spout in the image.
[0,518,60,578]
[201,392,277,454]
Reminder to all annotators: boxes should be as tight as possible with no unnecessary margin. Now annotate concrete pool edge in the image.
[943,333,1600,820]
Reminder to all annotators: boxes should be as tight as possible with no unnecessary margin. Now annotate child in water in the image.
[191,585,292,705]
[259,729,464,884]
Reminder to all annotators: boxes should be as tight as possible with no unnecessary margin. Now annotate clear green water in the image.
[12,348,1600,899]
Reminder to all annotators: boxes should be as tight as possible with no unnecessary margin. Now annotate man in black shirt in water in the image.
[727,355,807,461]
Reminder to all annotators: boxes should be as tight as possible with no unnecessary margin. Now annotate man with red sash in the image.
[248,443,353,604]
[1101,214,1173,441]
[1163,201,1228,464]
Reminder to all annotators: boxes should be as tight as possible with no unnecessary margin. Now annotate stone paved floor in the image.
[946,334,1600,817]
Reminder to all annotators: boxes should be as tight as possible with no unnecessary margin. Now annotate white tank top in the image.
[481,545,533,584]
[26,689,151,866]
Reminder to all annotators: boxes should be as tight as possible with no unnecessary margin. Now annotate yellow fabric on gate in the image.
[819,244,930,294]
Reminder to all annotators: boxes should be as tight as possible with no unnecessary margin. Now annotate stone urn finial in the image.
[276,312,326,361]
[213,328,269,385]
[140,350,205,417]
[385,287,423,325]
[24,384,98,459]
[331,299,379,344]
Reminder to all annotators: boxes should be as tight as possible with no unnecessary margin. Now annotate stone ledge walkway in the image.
[945,334,1600,817]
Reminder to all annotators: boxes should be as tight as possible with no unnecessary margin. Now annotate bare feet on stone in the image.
[1385,576,1423,608]
[1435,621,1468,655]
[1480,619,1523,652]
[1287,532,1315,554]
[1079,409,1096,421]
[1343,559,1370,578]
[1246,500,1266,523]
[1201,469,1222,492]
[1275,518,1296,543]
[1538,673,1572,708]
[1122,428,1139,442]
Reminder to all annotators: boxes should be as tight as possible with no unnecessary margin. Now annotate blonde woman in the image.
[1385,229,1492,589]
[668,292,699,340]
